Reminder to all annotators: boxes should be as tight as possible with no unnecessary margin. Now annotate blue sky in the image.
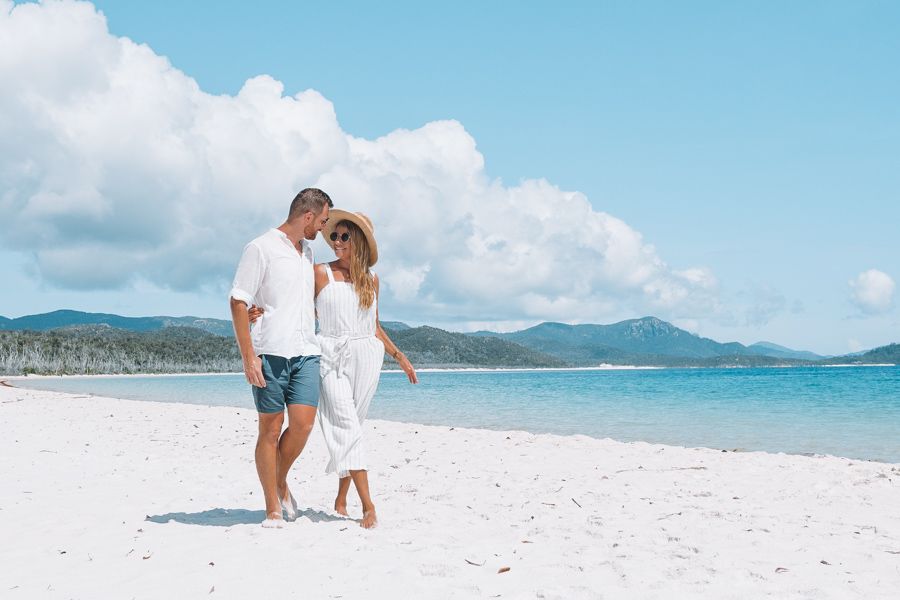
[1,0,898,354]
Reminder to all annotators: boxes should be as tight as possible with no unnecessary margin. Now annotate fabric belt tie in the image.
[323,334,374,378]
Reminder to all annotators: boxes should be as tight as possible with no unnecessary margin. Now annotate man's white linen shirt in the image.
[230,229,321,358]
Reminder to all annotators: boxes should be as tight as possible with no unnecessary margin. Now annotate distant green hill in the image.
[0,309,233,337]
[820,343,900,365]
[468,317,835,365]
[746,341,826,361]
[382,326,567,368]
[0,310,416,338]
[473,317,750,364]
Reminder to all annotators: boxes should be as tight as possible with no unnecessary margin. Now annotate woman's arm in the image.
[314,262,330,297]
[373,274,418,384]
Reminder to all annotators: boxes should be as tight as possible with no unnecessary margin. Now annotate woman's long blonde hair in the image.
[339,220,376,310]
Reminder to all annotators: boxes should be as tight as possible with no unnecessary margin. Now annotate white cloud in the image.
[849,269,895,315]
[0,0,720,325]
[672,318,700,334]
[743,286,787,327]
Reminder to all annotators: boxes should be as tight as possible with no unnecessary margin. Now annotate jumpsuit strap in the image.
[324,263,335,283]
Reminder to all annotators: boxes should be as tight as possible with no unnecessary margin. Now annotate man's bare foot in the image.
[261,511,284,528]
[360,509,378,529]
[278,483,298,521]
[334,500,349,517]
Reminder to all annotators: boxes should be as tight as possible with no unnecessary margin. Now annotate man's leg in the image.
[277,355,321,512]
[276,403,317,508]
[256,411,285,523]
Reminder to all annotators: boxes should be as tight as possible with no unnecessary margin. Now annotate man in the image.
[229,188,332,527]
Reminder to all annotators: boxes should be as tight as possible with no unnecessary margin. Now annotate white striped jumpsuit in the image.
[316,264,385,477]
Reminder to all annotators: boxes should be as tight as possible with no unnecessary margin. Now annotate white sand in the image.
[1,384,899,599]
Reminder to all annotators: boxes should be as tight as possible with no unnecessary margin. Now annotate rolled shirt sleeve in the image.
[229,242,265,306]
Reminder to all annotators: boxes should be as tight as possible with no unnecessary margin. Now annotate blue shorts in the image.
[252,354,320,413]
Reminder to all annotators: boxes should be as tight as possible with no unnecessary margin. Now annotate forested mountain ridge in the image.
[0,324,564,375]
[1,312,895,375]
[381,326,566,369]
[819,343,900,365]
[0,309,233,337]
[469,317,840,364]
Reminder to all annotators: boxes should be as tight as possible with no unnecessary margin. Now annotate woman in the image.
[251,211,417,529]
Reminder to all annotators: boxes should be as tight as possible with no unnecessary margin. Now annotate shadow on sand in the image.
[145,507,351,527]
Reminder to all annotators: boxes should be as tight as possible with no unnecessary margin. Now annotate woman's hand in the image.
[396,352,418,384]
[248,304,265,324]
[374,313,417,384]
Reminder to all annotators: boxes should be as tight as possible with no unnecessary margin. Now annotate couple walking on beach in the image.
[229,188,418,529]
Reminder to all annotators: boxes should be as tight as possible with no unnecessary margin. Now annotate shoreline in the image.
[3,377,897,466]
[3,362,895,380]
[2,364,662,380]
[2,384,899,597]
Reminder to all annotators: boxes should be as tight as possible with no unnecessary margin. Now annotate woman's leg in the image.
[320,369,367,508]
[346,343,383,527]
[349,469,377,528]
[334,475,352,515]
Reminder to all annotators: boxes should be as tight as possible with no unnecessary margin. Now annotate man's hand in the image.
[244,354,266,388]
[230,297,264,387]
[248,304,265,324]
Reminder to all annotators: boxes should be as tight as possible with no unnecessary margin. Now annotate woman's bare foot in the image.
[360,509,378,529]
[334,499,349,516]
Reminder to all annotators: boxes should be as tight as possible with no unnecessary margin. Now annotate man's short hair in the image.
[288,188,333,220]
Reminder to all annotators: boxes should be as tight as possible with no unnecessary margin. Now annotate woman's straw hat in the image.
[324,210,378,266]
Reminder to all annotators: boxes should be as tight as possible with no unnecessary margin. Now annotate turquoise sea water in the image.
[13,366,900,462]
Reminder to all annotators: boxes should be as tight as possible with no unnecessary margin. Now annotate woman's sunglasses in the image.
[330,232,351,243]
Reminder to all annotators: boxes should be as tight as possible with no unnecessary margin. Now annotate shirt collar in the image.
[272,228,308,253]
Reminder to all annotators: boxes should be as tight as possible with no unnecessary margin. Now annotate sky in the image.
[1,0,898,355]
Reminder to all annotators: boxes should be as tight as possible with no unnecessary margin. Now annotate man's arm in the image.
[231,297,266,388]
[230,241,266,388]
